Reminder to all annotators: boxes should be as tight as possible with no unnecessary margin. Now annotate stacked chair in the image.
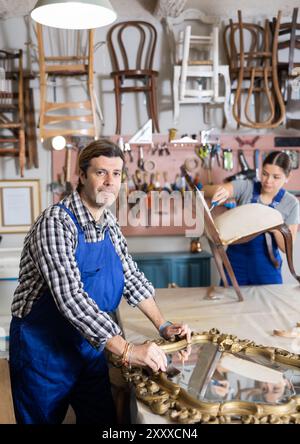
[224,10,285,128]
[165,8,233,127]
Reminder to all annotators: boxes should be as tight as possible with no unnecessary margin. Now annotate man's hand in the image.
[161,323,192,343]
[130,342,167,372]
[211,186,230,206]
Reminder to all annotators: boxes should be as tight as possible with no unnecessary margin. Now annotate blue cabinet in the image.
[132,251,211,288]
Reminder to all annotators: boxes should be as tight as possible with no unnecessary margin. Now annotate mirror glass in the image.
[166,342,300,405]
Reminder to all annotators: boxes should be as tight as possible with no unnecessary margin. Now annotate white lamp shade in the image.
[31,0,117,29]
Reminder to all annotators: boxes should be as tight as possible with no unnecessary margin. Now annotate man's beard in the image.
[96,190,115,207]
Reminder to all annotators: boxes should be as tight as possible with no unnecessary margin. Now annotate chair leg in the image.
[203,104,211,125]
[19,128,26,178]
[275,225,300,283]
[254,83,261,123]
[172,66,180,126]
[209,240,229,287]
[24,82,38,169]
[221,67,235,128]
[39,79,47,141]
[147,80,156,132]
[217,245,244,302]
[149,76,160,133]
[113,76,122,134]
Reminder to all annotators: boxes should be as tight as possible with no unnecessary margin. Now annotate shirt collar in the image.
[62,191,116,229]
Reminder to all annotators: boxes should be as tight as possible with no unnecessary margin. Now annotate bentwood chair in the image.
[107,21,160,134]
[273,8,300,127]
[224,10,285,129]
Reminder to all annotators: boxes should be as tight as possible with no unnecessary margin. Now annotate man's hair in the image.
[77,138,125,192]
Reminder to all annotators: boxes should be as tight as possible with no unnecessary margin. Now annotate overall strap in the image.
[271,188,285,208]
[251,181,285,208]
[56,203,84,234]
[251,181,261,203]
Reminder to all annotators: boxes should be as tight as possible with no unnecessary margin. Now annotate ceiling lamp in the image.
[31,0,117,29]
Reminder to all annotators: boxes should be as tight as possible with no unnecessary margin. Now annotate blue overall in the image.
[225,182,285,285]
[9,204,124,424]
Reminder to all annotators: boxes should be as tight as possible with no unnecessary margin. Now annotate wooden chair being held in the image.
[181,166,300,302]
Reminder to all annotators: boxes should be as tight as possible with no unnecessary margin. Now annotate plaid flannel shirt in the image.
[12,191,154,348]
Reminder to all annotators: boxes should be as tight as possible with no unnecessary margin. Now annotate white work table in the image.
[117,284,300,424]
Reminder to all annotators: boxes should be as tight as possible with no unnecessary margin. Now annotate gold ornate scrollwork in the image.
[110,329,300,424]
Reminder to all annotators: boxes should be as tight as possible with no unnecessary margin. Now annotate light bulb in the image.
[52,136,66,150]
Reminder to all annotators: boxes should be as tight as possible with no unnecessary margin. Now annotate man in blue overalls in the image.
[9,139,191,424]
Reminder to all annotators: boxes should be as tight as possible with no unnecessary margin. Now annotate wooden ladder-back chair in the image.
[274,8,300,127]
[181,166,300,302]
[175,24,233,127]
[0,50,25,176]
[165,8,232,127]
[224,10,285,129]
[107,21,160,134]
[36,24,100,141]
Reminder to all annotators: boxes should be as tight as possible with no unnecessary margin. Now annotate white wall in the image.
[0,0,299,287]
[187,0,298,19]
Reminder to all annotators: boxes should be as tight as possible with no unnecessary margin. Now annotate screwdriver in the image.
[209,201,218,211]
[209,201,236,211]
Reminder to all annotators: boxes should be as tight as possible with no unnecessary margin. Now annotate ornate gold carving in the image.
[111,329,300,424]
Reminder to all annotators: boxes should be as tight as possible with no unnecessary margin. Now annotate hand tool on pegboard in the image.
[225,149,256,182]
[223,148,233,171]
[137,146,144,169]
[124,142,133,162]
[254,149,260,181]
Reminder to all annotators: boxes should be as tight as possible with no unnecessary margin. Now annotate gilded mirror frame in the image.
[112,329,300,424]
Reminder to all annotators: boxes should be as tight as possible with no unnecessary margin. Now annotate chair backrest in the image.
[36,24,93,76]
[180,165,222,243]
[164,8,218,65]
[179,25,219,101]
[223,17,266,72]
[107,21,157,73]
[276,7,300,76]
[35,23,98,140]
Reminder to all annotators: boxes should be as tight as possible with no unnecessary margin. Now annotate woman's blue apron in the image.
[225,182,285,285]
[9,204,124,424]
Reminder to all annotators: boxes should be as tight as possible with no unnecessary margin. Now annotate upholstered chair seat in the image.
[213,203,284,245]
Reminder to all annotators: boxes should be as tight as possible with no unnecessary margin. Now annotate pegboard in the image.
[51,133,300,236]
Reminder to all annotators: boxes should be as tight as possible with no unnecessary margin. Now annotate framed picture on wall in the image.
[0,180,41,233]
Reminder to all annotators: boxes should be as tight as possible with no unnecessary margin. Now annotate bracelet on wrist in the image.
[121,342,134,368]
[121,341,129,366]
[128,344,134,369]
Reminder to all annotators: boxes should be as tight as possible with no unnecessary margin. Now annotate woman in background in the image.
[203,151,299,285]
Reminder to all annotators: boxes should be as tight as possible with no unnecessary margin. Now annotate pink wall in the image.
[52,134,300,235]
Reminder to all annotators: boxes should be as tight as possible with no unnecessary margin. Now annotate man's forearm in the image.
[137,296,165,331]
